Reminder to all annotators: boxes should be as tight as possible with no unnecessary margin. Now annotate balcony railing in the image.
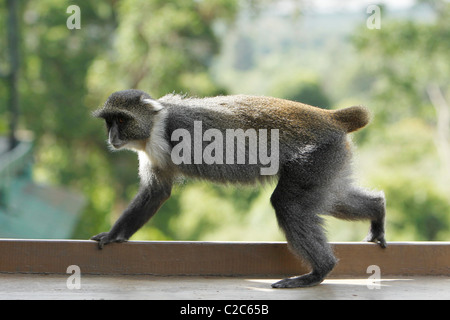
[0,239,448,277]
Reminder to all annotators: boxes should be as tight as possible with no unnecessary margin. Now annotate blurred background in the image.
[0,0,448,241]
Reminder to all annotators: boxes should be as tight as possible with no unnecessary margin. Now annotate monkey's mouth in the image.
[109,140,126,149]
[112,143,125,149]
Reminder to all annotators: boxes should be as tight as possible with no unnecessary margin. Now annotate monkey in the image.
[91,89,386,288]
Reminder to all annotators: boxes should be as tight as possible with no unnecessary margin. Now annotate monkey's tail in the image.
[331,106,371,133]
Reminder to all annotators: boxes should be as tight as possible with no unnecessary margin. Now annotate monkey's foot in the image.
[364,219,387,248]
[364,232,387,249]
[271,273,324,289]
[91,232,127,249]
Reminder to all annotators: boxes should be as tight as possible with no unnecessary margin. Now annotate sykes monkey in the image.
[92,89,386,288]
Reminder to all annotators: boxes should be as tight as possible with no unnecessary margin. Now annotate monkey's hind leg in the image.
[331,187,387,248]
[270,179,337,288]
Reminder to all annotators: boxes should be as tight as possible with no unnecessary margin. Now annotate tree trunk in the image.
[6,0,20,150]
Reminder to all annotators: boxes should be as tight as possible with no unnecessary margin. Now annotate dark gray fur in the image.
[92,89,386,288]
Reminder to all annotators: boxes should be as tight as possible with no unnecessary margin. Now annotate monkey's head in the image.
[93,89,164,151]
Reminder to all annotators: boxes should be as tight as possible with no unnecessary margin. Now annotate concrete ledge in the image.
[0,239,448,277]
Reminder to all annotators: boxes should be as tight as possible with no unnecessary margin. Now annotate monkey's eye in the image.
[118,117,125,124]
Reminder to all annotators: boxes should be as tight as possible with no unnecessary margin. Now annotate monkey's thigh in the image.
[330,187,387,248]
[330,187,385,222]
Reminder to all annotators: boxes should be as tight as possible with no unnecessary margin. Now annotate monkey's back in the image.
[161,94,344,143]
[158,94,355,184]
[228,95,342,141]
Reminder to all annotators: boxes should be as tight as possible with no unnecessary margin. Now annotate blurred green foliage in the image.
[1,0,448,241]
[271,73,331,109]
[348,3,450,241]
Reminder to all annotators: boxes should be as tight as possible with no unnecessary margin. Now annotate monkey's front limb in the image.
[91,179,172,249]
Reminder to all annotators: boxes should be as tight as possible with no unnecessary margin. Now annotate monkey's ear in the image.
[92,108,105,118]
[141,97,164,112]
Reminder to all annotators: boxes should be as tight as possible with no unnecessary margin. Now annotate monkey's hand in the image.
[90,232,127,249]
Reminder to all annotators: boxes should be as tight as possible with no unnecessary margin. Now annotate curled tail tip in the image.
[333,105,371,133]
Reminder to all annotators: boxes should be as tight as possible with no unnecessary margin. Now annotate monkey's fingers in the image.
[90,232,111,249]
[91,232,128,249]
